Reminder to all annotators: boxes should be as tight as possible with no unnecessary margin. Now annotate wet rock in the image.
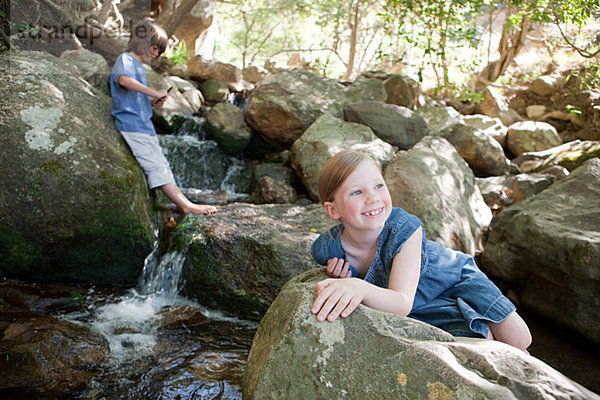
[177,203,327,320]
[290,114,395,201]
[206,102,253,154]
[383,136,492,255]
[243,269,597,400]
[343,101,430,149]
[482,158,600,345]
[199,78,230,106]
[157,304,208,329]
[0,316,109,397]
[0,50,154,285]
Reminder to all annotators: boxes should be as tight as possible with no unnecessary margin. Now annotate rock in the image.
[169,0,214,52]
[478,86,509,119]
[462,114,508,148]
[416,105,463,133]
[343,76,387,104]
[383,136,492,255]
[290,114,395,202]
[145,65,196,121]
[156,304,208,329]
[187,56,248,92]
[159,136,231,190]
[530,75,561,96]
[526,104,546,119]
[482,158,600,345]
[243,65,267,84]
[178,204,327,319]
[438,123,509,177]
[344,101,430,149]
[384,74,421,109]
[535,140,600,172]
[243,268,598,400]
[59,48,110,93]
[476,173,554,212]
[199,78,230,106]
[0,315,109,397]
[181,89,204,113]
[0,51,154,285]
[205,102,252,154]
[245,70,347,150]
[251,175,298,204]
[507,121,563,156]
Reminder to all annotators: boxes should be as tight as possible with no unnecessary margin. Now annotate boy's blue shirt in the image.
[110,53,156,135]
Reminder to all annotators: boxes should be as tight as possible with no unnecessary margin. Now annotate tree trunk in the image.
[344,0,360,81]
[479,5,531,82]
[155,0,200,38]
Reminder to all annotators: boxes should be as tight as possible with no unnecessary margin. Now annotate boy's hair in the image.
[127,20,168,58]
[317,150,380,204]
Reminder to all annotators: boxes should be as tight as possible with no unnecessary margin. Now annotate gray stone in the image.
[383,136,492,255]
[507,121,562,156]
[0,51,154,285]
[243,269,598,400]
[482,158,600,345]
[290,114,395,202]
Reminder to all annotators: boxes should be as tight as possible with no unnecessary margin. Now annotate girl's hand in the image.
[311,278,365,322]
[326,257,352,278]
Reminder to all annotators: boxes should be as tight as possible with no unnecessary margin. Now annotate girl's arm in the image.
[311,227,423,322]
[117,75,168,106]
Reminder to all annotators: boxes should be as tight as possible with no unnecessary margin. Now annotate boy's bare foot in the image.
[190,204,218,215]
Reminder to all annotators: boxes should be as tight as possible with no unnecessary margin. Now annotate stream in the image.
[61,118,258,399]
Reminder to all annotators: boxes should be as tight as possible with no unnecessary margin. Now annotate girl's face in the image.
[324,160,392,233]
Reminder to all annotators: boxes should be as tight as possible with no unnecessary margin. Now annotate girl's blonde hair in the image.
[127,20,168,58]
[317,150,380,204]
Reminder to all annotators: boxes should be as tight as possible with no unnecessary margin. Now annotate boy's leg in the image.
[160,183,217,215]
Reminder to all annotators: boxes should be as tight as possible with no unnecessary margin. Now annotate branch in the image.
[552,9,600,58]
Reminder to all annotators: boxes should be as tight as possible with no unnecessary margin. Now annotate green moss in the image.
[41,161,65,173]
[0,224,42,275]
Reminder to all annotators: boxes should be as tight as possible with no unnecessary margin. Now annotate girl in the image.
[310,150,531,352]
[110,19,217,216]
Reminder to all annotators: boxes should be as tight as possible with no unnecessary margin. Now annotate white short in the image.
[120,131,175,189]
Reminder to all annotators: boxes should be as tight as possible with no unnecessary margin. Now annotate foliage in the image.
[165,40,191,66]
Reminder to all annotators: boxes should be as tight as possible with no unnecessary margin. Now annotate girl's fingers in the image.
[341,261,350,277]
[340,296,362,318]
[312,280,334,313]
[316,290,344,322]
[326,293,353,322]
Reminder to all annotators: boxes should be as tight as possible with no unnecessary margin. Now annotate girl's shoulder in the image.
[311,223,344,265]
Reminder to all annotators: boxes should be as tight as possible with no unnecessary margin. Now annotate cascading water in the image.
[60,117,258,399]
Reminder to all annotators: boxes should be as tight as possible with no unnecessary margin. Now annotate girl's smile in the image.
[324,160,392,233]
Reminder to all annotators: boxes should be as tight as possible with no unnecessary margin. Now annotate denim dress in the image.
[311,208,515,338]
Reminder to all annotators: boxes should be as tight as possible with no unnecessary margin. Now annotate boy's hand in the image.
[326,257,352,278]
[152,89,169,107]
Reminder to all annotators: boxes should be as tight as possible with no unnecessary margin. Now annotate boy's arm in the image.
[117,75,168,103]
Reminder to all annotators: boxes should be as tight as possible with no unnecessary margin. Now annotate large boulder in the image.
[59,48,110,93]
[507,121,562,156]
[383,136,492,255]
[482,158,600,345]
[245,70,347,150]
[187,56,247,92]
[290,114,395,202]
[344,101,430,149]
[0,51,155,285]
[243,269,597,400]
[438,123,510,177]
[177,203,327,320]
[205,102,253,154]
[415,105,463,133]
